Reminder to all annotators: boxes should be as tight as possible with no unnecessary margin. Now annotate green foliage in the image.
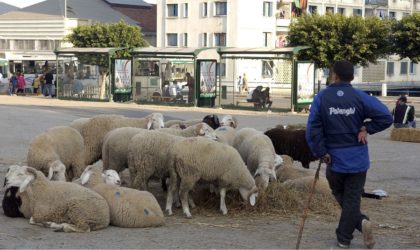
[66,21,148,67]
[392,13,420,63]
[288,14,392,69]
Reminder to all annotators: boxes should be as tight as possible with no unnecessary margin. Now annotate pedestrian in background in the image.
[306,60,393,249]
[32,74,41,95]
[16,72,26,94]
[392,95,416,128]
[43,70,54,97]
[8,72,17,96]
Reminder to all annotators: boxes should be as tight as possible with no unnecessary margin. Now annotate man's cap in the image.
[398,95,407,102]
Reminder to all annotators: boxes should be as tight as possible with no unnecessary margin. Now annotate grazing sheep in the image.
[79,113,164,165]
[232,128,263,148]
[264,127,318,169]
[4,166,110,232]
[2,186,23,218]
[102,127,148,173]
[69,117,90,132]
[159,122,216,139]
[276,155,314,182]
[215,126,237,145]
[168,137,258,218]
[128,131,183,191]
[234,129,277,190]
[80,165,164,228]
[220,115,238,128]
[27,126,85,181]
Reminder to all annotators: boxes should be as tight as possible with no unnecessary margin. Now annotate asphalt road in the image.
[0,96,419,249]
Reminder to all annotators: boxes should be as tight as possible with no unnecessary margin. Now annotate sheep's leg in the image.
[179,178,196,218]
[220,188,228,215]
[60,223,90,233]
[165,170,178,216]
[188,192,196,209]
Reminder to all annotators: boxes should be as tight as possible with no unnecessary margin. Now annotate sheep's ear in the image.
[47,166,54,180]
[249,193,257,206]
[146,118,153,130]
[80,172,91,185]
[19,175,34,193]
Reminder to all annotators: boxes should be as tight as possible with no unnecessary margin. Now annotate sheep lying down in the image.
[80,165,164,228]
[4,166,110,232]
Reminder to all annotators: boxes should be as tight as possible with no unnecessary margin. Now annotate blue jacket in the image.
[306,82,393,173]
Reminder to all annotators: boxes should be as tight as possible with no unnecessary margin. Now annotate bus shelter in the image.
[131,47,219,107]
[217,47,313,112]
[55,47,125,101]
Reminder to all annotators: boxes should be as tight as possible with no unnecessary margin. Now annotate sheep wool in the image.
[27,126,85,180]
[102,127,148,173]
[79,113,164,165]
[158,122,216,139]
[16,168,110,232]
[276,155,315,182]
[81,166,164,228]
[282,175,331,196]
[215,126,237,145]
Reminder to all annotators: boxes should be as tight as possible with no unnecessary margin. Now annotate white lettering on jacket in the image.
[329,107,355,116]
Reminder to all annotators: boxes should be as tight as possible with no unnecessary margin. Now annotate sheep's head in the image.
[196,123,217,140]
[103,170,121,186]
[146,113,165,130]
[254,167,276,190]
[220,115,238,128]
[202,114,220,129]
[274,154,284,170]
[47,160,66,181]
[4,165,28,189]
[239,186,258,206]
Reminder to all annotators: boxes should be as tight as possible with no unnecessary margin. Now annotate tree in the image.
[288,14,392,81]
[66,21,148,99]
[392,13,420,63]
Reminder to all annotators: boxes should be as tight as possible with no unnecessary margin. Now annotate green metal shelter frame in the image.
[54,47,125,101]
[217,46,310,112]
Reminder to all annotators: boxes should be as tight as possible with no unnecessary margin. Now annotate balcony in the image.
[276,18,291,27]
[365,0,388,7]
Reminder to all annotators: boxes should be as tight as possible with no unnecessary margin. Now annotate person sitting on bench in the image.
[246,85,265,109]
[262,87,273,110]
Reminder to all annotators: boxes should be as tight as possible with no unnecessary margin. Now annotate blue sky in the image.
[1,0,157,8]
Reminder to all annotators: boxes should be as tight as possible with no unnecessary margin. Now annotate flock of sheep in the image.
[2,112,323,233]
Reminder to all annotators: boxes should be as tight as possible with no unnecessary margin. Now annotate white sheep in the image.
[219,115,238,128]
[276,155,314,182]
[282,175,331,196]
[164,119,202,128]
[102,127,148,173]
[27,126,85,181]
[168,137,259,218]
[158,122,217,139]
[215,126,237,145]
[79,113,164,165]
[80,165,165,228]
[233,128,277,189]
[5,166,110,232]
[69,117,90,132]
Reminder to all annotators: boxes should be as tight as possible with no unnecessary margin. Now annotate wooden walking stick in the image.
[295,159,323,250]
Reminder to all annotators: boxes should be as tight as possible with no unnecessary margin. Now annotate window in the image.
[326,7,334,14]
[400,62,408,75]
[263,1,273,17]
[202,33,208,47]
[0,39,10,49]
[338,8,345,15]
[167,4,178,17]
[182,33,188,47]
[14,40,35,50]
[39,40,57,50]
[308,5,317,14]
[353,8,362,16]
[262,60,274,78]
[167,33,178,47]
[183,3,188,17]
[263,32,272,47]
[410,62,417,75]
[215,2,227,16]
[387,62,394,75]
[202,2,208,17]
[389,11,396,19]
[216,62,226,77]
[403,12,410,17]
[214,33,226,46]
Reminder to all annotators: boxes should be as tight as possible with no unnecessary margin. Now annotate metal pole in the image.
[64,0,67,19]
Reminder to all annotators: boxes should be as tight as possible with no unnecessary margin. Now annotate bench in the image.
[236,100,263,109]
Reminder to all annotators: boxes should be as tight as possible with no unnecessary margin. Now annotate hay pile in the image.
[192,179,339,218]
[390,128,420,143]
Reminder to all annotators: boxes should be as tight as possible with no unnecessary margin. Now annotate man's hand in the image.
[321,153,331,164]
[358,126,368,144]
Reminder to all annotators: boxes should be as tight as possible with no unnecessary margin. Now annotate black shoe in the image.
[337,241,350,249]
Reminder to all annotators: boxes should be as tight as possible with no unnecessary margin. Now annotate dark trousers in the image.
[326,166,368,245]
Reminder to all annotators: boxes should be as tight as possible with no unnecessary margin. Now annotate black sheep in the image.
[202,114,220,129]
[2,186,23,218]
[264,127,318,168]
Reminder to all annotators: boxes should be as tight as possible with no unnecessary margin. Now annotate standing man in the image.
[306,61,392,249]
[44,70,54,97]
[183,72,194,103]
